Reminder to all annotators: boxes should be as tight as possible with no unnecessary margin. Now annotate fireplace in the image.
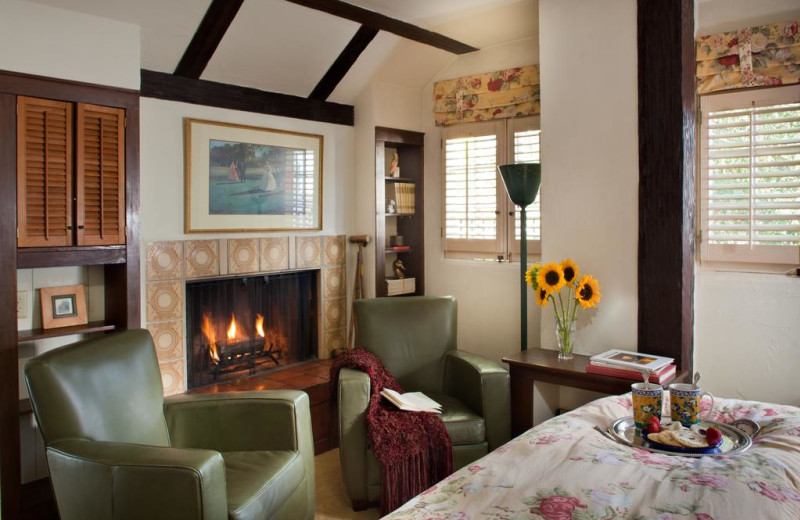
[185,270,318,389]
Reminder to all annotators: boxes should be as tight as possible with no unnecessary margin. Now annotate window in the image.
[442,116,541,260]
[699,85,800,266]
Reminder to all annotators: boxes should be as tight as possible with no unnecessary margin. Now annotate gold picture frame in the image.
[40,285,88,329]
[184,118,324,233]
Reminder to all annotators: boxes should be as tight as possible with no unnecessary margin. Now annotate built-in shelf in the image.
[385,249,413,254]
[18,321,116,343]
[386,213,415,217]
[384,177,416,183]
[18,245,127,269]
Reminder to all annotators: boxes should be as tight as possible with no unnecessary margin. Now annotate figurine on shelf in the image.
[393,259,406,279]
[389,151,400,177]
[386,199,396,214]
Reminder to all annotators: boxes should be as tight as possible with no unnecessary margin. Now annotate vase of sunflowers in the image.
[526,259,601,360]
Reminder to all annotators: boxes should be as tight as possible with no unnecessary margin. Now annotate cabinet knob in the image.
[78,225,85,230]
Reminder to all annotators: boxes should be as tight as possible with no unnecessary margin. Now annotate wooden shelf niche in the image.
[375,127,424,297]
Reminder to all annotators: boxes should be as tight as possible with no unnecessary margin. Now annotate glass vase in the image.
[556,319,576,360]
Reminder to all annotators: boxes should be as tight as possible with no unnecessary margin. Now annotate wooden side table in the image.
[502,349,688,436]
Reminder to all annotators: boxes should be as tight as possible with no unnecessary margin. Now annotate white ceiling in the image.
[26,0,538,104]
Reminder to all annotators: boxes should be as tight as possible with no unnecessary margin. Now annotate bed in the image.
[382,394,800,519]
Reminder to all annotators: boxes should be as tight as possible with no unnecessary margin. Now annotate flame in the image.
[227,314,238,340]
[256,314,265,338]
[202,313,220,363]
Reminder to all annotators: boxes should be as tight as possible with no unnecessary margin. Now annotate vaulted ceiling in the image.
[27,0,538,107]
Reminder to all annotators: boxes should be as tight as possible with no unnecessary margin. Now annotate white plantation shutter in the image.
[700,85,800,265]
[443,121,504,257]
[509,116,541,256]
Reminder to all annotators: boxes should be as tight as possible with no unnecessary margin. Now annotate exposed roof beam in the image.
[309,25,378,101]
[141,70,354,126]
[283,0,478,55]
[174,0,244,78]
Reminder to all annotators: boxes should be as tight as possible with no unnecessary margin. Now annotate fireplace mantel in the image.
[145,235,346,395]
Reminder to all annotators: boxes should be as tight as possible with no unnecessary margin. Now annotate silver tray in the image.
[607,417,752,457]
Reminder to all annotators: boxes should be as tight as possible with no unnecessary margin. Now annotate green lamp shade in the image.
[498,163,541,207]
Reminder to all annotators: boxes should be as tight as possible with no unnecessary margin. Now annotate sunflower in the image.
[537,262,566,293]
[575,275,601,308]
[535,287,551,307]
[525,264,541,289]
[561,259,579,287]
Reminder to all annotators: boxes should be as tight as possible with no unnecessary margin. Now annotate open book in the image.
[381,388,442,413]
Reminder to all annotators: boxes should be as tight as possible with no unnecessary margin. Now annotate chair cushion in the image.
[429,393,486,446]
[223,450,304,520]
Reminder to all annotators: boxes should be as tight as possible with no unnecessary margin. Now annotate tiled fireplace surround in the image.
[145,235,347,396]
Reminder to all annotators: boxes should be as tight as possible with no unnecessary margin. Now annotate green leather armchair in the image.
[24,329,315,520]
[338,295,511,509]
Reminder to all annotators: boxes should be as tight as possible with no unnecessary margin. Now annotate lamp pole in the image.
[519,205,528,351]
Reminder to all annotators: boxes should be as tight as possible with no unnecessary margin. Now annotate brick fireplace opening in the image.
[185,270,318,390]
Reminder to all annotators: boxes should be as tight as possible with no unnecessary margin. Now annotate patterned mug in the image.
[669,383,714,426]
[631,382,663,430]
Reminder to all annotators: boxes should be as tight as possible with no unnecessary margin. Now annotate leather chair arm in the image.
[164,390,315,508]
[444,350,511,450]
[45,438,227,520]
[337,367,371,502]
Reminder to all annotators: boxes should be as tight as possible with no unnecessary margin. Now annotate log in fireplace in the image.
[186,271,318,389]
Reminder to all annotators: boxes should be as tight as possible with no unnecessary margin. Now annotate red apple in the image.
[647,416,661,434]
[706,427,723,446]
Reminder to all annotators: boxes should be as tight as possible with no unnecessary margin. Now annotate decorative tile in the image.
[147,320,184,362]
[184,240,219,279]
[323,266,345,299]
[323,297,346,330]
[228,238,259,274]
[146,281,183,322]
[296,236,321,269]
[323,235,346,266]
[324,328,347,357]
[146,241,183,280]
[159,359,185,397]
[260,237,289,272]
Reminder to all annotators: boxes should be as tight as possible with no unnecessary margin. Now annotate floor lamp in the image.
[499,163,541,351]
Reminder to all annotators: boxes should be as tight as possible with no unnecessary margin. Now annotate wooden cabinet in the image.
[17,96,125,248]
[375,127,425,297]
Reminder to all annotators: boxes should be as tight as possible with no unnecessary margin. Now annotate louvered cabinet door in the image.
[76,103,125,245]
[17,96,74,247]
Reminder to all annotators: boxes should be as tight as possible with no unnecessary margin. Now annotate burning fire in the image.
[202,313,220,363]
[256,314,265,338]
[227,314,239,340]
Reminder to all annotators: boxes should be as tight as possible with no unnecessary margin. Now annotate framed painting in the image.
[40,285,88,329]
[184,118,324,233]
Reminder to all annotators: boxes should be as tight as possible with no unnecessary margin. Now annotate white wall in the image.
[537,0,640,419]
[695,0,800,406]
[421,36,540,363]
[0,0,140,89]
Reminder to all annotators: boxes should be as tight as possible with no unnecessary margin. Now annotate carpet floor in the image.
[314,448,381,520]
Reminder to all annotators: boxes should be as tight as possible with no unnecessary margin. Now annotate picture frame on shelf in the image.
[40,285,88,329]
[184,118,324,233]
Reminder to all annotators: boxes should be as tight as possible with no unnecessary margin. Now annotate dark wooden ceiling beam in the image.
[174,0,245,78]
[141,69,354,126]
[309,25,378,101]
[283,0,478,55]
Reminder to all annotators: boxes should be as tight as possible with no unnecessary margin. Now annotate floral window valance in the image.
[696,20,800,94]
[433,65,540,126]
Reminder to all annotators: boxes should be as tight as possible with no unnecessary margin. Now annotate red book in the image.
[586,362,676,384]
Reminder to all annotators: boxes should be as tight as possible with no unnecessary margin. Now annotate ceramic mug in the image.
[669,383,714,426]
[631,382,663,430]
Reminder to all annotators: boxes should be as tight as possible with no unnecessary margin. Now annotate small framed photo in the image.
[40,285,88,329]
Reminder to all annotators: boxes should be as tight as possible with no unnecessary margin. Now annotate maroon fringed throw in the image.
[331,349,453,514]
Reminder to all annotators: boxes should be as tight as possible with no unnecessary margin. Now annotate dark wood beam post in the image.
[309,25,378,101]
[174,0,245,78]
[0,93,21,520]
[637,0,696,373]
[283,0,478,54]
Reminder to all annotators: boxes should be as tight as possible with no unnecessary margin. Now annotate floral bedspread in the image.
[382,395,800,520]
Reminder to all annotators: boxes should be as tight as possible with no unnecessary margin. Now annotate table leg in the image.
[509,369,534,436]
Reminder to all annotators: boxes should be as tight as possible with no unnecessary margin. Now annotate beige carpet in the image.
[314,449,381,520]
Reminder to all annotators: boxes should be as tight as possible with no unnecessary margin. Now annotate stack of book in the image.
[386,277,416,296]
[393,183,415,214]
[586,349,676,384]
